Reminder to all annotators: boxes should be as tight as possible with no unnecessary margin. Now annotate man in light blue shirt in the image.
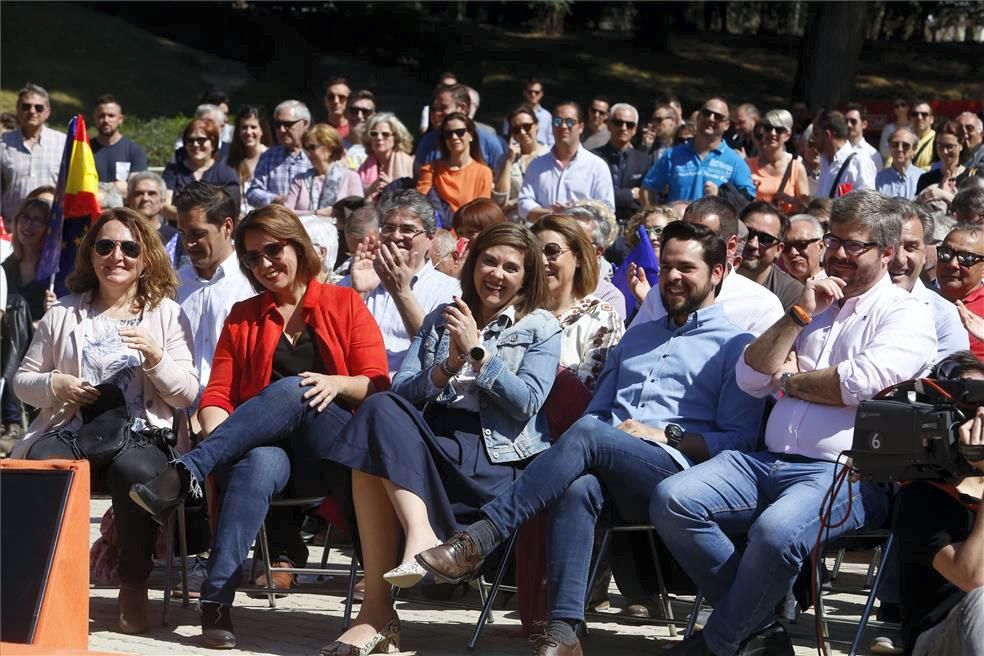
[876,127,924,200]
[416,221,766,655]
[641,97,755,204]
[245,100,312,207]
[517,101,615,222]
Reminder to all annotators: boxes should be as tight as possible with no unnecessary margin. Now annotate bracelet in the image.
[440,358,464,378]
[788,304,812,327]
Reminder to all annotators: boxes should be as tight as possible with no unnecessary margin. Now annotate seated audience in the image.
[780,214,826,284]
[125,171,184,267]
[14,208,198,635]
[624,205,680,261]
[226,105,272,214]
[358,112,414,202]
[430,228,466,278]
[558,204,627,320]
[284,124,363,216]
[953,186,984,224]
[746,109,809,214]
[936,222,984,360]
[2,197,56,323]
[876,126,922,200]
[300,214,341,283]
[245,100,313,208]
[415,84,504,176]
[336,203,377,277]
[736,201,804,310]
[917,121,970,204]
[163,118,240,219]
[343,90,376,170]
[451,197,507,240]
[591,102,653,223]
[493,106,550,219]
[416,113,493,216]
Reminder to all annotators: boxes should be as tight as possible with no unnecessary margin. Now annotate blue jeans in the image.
[480,415,682,621]
[651,451,889,656]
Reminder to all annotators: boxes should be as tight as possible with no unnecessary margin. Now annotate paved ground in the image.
[85,500,897,656]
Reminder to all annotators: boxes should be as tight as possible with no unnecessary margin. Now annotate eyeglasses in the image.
[185,136,209,147]
[936,245,984,268]
[369,130,392,139]
[326,93,348,102]
[379,224,426,239]
[20,103,45,113]
[757,125,789,135]
[822,234,879,256]
[610,119,637,129]
[94,239,142,258]
[552,117,578,129]
[542,243,571,261]
[510,123,535,135]
[18,213,48,227]
[241,241,287,269]
[274,118,304,130]
[348,106,373,117]
[785,238,821,252]
[699,107,728,123]
[889,140,913,151]
[646,226,663,239]
[938,141,960,152]
[443,127,468,140]
[746,226,781,249]
[959,123,979,133]
[909,111,931,119]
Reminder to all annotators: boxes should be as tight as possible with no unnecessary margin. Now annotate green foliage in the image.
[113,115,190,168]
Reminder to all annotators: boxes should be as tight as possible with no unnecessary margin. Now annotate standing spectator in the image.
[876,127,923,200]
[1,83,66,217]
[878,98,911,162]
[799,124,822,198]
[957,111,984,170]
[518,102,615,222]
[125,172,184,267]
[641,97,755,204]
[417,114,493,216]
[246,100,312,208]
[323,77,351,140]
[284,124,363,217]
[91,95,148,197]
[937,223,984,359]
[343,90,376,170]
[162,119,240,219]
[581,96,610,150]
[747,109,809,214]
[844,102,884,171]
[501,77,554,147]
[592,103,653,223]
[736,201,804,310]
[814,110,876,198]
[358,112,415,202]
[780,214,826,284]
[906,100,938,172]
[727,102,760,157]
[226,105,272,214]
[492,107,549,218]
[647,103,680,160]
[414,84,503,177]
[917,122,970,203]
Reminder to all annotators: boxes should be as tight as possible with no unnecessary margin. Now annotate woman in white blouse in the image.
[531,215,624,390]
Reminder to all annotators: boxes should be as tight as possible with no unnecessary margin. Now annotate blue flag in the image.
[612,226,660,317]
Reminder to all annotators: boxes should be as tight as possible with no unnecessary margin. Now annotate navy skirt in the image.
[328,391,524,540]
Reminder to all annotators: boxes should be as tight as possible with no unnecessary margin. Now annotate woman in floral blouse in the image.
[531,215,623,390]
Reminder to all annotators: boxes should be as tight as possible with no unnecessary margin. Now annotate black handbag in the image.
[75,384,136,467]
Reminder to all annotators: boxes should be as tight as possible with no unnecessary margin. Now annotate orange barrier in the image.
[0,646,134,656]
[0,459,90,650]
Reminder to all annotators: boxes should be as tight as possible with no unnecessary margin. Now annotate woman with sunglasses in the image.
[417,112,493,215]
[492,106,549,219]
[917,121,969,203]
[285,124,363,218]
[319,222,559,654]
[624,206,678,261]
[130,204,388,648]
[12,207,198,635]
[358,112,415,201]
[227,106,272,213]
[162,118,240,220]
[746,110,809,215]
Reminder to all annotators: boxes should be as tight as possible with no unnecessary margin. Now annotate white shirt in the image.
[852,138,883,173]
[178,253,256,395]
[517,146,615,219]
[818,142,876,198]
[736,274,937,461]
[341,260,461,374]
[631,267,784,336]
[911,278,969,361]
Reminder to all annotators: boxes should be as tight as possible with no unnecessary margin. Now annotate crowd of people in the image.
[1,76,983,656]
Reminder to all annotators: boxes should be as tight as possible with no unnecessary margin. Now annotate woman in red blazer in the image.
[132,204,388,649]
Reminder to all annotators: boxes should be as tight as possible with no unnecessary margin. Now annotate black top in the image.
[915,168,970,194]
[270,326,329,382]
[893,481,977,650]
[91,137,148,183]
[591,143,654,222]
[162,156,241,208]
[2,256,47,320]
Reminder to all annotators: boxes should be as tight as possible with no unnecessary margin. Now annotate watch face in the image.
[470,346,486,361]
[666,424,684,440]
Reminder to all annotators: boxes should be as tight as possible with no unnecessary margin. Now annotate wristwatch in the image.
[779,372,795,396]
[664,423,685,448]
[468,345,487,366]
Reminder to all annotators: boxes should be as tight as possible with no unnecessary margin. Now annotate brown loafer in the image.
[415,532,484,584]
[247,561,296,598]
[118,583,150,634]
[530,632,583,656]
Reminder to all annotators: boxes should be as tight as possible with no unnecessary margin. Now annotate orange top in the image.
[747,155,801,212]
[417,159,493,213]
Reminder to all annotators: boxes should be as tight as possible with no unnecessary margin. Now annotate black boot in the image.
[201,602,236,649]
[129,463,189,524]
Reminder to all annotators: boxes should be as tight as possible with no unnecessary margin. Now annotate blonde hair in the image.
[362,112,414,155]
[303,123,345,161]
[10,197,51,260]
[625,206,677,250]
[532,215,599,299]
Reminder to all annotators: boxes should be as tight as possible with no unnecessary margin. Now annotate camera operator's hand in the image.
[958,406,984,473]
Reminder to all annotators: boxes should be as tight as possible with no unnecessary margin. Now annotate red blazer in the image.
[200,280,390,414]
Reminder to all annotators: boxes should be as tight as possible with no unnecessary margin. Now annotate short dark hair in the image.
[933,350,984,381]
[659,220,727,270]
[524,77,544,89]
[350,89,375,105]
[95,94,122,112]
[843,102,868,121]
[740,201,789,239]
[199,88,229,107]
[590,95,610,106]
[507,105,538,125]
[952,188,984,221]
[174,181,238,227]
[554,101,583,124]
[683,197,738,240]
[327,77,349,89]
[437,84,471,112]
[815,110,849,140]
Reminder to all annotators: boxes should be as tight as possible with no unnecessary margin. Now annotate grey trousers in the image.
[912,586,984,656]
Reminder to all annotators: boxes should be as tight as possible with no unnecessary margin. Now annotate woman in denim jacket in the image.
[321,223,560,655]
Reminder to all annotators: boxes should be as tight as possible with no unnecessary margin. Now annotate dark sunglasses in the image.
[185,136,209,147]
[746,226,781,249]
[699,107,728,122]
[757,124,789,135]
[510,123,535,135]
[589,107,609,116]
[889,140,913,151]
[369,130,392,139]
[823,234,879,257]
[542,243,571,261]
[552,117,578,129]
[274,118,304,130]
[94,239,141,258]
[909,111,931,119]
[21,103,45,113]
[348,106,373,117]
[242,241,287,269]
[937,245,984,268]
[326,93,348,102]
[611,119,637,129]
[443,127,468,140]
[525,87,544,96]
[786,238,821,252]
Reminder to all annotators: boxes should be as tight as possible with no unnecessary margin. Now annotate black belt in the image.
[775,453,833,464]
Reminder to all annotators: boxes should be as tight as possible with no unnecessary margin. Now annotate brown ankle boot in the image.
[118,583,150,634]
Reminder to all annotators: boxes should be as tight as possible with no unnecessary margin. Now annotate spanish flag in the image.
[37,115,101,293]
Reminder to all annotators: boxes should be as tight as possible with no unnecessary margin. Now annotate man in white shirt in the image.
[175,182,255,397]
[844,103,884,172]
[517,102,616,222]
[631,196,784,335]
[814,110,876,199]
[342,189,460,374]
[652,190,937,656]
[780,214,827,285]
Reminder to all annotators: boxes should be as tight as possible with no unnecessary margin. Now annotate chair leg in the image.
[177,501,189,607]
[646,530,677,637]
[831,547,846,580]
[476,574,493,625]
[318,523,334,581]
[849,534,894,656]
[815,552,830,641]
[583,527,612,612]
[468,531,518,651]
[863,545,882,590]
[257,522,277,608]
[343,552,358,630]
[684,590,703,638]
[162,513,175,626]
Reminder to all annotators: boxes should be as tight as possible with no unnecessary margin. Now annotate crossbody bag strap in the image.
[777,153,796,195]
[828,152,858,198]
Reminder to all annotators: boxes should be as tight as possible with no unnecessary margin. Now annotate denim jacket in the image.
[392,305,561,463]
